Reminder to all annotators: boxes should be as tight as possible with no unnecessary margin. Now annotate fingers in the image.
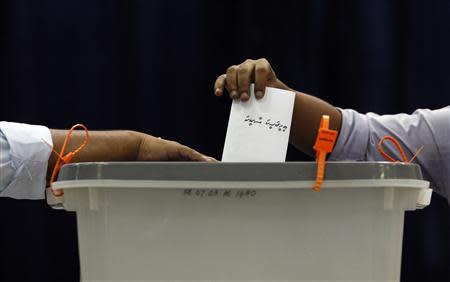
[254,58,272,99]
[225,65,239,99]
[214,58,275,101]
[214,74,226,97]
[225,61,254,101]
[204,156,218,162]
[178,145,216,162]
[237,60,254,101]
[149,138,217,162]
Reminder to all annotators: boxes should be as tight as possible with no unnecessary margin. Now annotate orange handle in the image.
[377,135,424,164]
[44,124,89,197]
[313,115,338,192]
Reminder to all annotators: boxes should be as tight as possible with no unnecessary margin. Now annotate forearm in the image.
[289,92,342,156]
[267,79,342,156]
[48,129,143,179]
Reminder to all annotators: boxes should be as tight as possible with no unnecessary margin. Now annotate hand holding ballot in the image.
[214,58,291,101]
[215,58,342,157]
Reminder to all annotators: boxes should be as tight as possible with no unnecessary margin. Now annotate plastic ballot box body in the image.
[49,162,431,282]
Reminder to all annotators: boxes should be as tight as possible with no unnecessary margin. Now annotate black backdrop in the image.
[1,0,450,281]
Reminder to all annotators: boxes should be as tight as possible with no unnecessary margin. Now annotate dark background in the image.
[1,0,450,281]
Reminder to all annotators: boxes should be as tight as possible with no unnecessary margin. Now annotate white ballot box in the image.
[49,162,431,282]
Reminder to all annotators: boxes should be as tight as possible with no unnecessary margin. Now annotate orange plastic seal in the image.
[43,124,89,197]
[377,135,424,163]
[312,115,338,192]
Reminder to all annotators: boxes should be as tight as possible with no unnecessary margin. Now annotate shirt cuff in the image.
[329,109,370,161]
[0,132,14,190]
[0,122,53,200]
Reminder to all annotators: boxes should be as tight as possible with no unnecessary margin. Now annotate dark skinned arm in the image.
[48,129,213,180]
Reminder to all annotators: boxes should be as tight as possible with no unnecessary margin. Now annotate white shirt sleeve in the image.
[0,121,53,199]
[329,107,450,201]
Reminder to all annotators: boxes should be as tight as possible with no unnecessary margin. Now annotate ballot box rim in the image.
[55,161,424,182]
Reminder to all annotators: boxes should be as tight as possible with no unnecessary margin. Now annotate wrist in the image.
[270,79,291,91]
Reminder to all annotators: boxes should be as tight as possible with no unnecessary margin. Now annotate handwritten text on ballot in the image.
[222,85,295,162]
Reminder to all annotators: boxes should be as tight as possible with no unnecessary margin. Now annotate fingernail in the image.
[215,88,221,96]
[255,91,264,99]
[241,92,249,101]
[231,90,238,99]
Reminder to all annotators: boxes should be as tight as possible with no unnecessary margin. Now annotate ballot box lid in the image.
[50,161,431,210]
[56,161,424,182]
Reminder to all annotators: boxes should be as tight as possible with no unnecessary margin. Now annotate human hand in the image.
[214,58,291,101]
[136,134,216,162]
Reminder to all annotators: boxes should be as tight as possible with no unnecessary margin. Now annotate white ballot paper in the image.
[222,85,295,162]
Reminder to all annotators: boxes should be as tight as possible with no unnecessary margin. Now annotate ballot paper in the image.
[222,85,295,162]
